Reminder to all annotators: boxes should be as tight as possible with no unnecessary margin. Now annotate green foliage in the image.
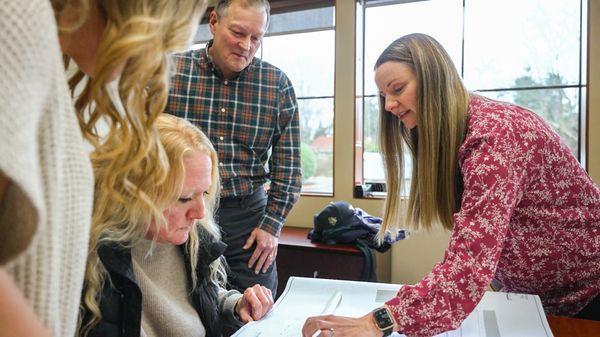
[363,97,381,153]
[511,68,578,155]
[298,99,333,144]
[301,142,317,181]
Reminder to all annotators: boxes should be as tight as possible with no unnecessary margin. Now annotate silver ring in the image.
[329,328,335,337]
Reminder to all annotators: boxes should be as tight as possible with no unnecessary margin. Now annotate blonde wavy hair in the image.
[55,0,208,241]
[375,33,470,236]
[50,0,212,334]
[81,114,226,335]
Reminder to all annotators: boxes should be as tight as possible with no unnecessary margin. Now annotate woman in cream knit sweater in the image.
[0,1,207,336]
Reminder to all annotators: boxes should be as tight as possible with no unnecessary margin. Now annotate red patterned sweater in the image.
[386,95,600,337]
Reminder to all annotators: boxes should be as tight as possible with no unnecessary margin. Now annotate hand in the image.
[302,313,382,337]
[244,228,278,274]
[235,284,274,323]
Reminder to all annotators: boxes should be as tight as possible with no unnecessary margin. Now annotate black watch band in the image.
[372,307,394,336]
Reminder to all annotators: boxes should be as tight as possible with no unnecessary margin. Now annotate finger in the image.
[261,250,274,273]
[301,317,315,337]
[243,229,257,250]
[239,311,253,323]
[260,244,276,274]
[244,288,264,321]
[251,285,272,316]
[254,249,269,274]
[302,317,325,337]
[263,286,274,308]
[247,245,264,269]
[237,302,254,323]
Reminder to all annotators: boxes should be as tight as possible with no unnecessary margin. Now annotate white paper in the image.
[232,277,554,337]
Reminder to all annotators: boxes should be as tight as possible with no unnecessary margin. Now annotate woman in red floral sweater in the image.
[303,33,600,337]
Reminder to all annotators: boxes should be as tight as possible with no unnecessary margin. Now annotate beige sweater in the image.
[132,239,243,337]
[0,1,94,336]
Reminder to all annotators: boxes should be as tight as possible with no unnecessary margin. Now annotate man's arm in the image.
[245,73,302,273]
[259,73,302,235]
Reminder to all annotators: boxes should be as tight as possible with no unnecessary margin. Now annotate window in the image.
[261,7,335,195]
[355,0,588,190]
[192,5,336,195]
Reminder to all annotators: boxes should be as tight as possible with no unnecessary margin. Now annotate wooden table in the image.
[547,315,600,337]
[276,227,365,299]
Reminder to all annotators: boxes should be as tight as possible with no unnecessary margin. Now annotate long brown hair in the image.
[375,33,470,235]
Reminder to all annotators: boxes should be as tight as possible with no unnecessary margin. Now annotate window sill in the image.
[354,191,387,199]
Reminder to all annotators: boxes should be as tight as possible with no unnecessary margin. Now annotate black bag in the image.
[308,201,407,281]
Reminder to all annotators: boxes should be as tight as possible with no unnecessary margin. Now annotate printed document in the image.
[232,277,554,337]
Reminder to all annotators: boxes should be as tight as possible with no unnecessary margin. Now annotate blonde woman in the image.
[79,114,273,337]
[303,33,600,337]
[0,1,206,336]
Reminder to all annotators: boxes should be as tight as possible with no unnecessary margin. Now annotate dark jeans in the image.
[217,188,278,296]
[575,293,600,321]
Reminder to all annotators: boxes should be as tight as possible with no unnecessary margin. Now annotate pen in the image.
[311,291,343,337]
[321,290,343,315]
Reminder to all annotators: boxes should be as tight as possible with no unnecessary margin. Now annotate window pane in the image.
[363,0,462,95]
[268,6,334,35]
[580,87,587,164]
[298,98,334,194]
[464,0,583,90]
[362,96,412,184]
[262,30,335,97]
[363,96,384,182]
[193,6,334,43]
[358,0,586,195]
[187,42,206,51]
[478,88,580,156]
[581,1,588,85]
[193,24,211,43]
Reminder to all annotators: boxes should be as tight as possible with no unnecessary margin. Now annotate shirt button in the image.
[220,108,226,113]
[224,80,228,85]
[219,136,224,141]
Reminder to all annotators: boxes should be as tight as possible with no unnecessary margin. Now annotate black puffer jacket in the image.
[79,229,228,337]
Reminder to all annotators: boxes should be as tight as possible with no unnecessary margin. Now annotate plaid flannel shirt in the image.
[166,44,301,236]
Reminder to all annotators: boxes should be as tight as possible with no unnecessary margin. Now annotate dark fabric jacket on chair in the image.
[79,229,228,337]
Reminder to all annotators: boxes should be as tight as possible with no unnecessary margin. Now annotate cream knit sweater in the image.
[0,1,94,337]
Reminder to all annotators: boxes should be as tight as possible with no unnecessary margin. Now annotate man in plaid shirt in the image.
[166,0,301,296]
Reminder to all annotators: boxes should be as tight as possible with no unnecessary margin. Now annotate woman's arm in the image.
[0,269,51,337]
[0,172,51,337]
[234,284,274,323]
[218,284,273,325]
[384,130,529,336]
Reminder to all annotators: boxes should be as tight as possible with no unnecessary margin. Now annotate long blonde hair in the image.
[61,0,207,241]
[376,33,470,235]
[54,0,211,333]
[81,114,226,335]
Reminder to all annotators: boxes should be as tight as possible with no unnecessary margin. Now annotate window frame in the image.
[353,0,589,198]
[192,2,337,196]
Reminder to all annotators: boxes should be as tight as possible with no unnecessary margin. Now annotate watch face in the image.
[373,307,394,329]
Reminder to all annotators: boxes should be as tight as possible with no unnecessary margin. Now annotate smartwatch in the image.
[372,307,394,337]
